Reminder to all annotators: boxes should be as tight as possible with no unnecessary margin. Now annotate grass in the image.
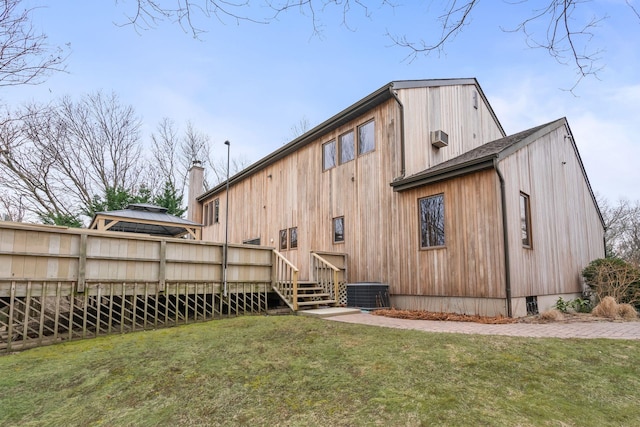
[1,315,640,426]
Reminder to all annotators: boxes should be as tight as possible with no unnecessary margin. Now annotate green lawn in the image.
[1,315,639,426]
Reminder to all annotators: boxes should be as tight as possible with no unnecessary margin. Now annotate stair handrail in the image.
[310,252,341,304]
[272,250,299,310]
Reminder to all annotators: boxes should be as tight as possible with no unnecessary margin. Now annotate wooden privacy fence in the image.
[0,222,272,353]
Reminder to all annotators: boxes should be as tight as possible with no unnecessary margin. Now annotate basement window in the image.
[526,296,539,315]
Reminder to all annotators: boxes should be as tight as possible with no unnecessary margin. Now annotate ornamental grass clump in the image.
[618,303,639,320]
[592,296,619,319]
[539,309,564,322]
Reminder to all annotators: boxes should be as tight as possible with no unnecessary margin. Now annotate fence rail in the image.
[0,222,273,354]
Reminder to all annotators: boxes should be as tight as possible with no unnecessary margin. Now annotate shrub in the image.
[554,297,570,312]
[592,296,619,319]
[570,298,592,313]
[554,297,592,313]
[582,258,640,306]
[618,304,639,320]
[539,309,564,322]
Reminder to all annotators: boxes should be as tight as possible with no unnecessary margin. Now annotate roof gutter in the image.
[389,85,406,179]
[494,158,512,318]
[198,83,394,202]
[391,157,495,192]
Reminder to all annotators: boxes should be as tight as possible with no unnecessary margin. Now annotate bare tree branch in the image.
[0,0,69,86]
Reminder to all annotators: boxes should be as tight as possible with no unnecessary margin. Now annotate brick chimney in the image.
[187,160,204,224]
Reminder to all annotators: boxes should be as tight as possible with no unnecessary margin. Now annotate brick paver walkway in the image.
[325,312,640,340]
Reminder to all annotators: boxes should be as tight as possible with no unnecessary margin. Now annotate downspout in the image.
[389,86,406,179]
[494,158,512,317]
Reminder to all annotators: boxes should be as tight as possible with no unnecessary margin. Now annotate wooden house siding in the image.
[499,124,605,299]
[391,169,505,298]
[203,100,400,281]
[397,84,505,177]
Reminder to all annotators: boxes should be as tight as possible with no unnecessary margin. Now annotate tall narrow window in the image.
[419,194,445,248]
[358,120,375,155]
[203,203,210,226]
[339,130,355,163]
[214,198,220,223]
[289,227,298,249]
[520,192,532,248]
[279,229,288,250]
[333,217,344,243]
[323,140,336,170]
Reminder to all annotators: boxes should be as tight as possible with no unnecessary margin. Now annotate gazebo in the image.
[89,203,202,239]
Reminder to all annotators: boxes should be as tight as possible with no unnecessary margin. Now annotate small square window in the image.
[339,130,355,164]
[358,120,375,155]
[333,217,344,243]
[279,229,288,250]
[289,227,298,249]
[323,140,336,170]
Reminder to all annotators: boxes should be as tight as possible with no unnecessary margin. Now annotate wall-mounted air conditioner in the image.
[431,130,449,148]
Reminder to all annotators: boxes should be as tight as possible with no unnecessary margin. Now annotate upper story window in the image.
[419,194,445,248]
[321,119,375,170]
[323,140,336,170]
[339,130,355,163]
[214,198,220,223]
[358,120,375,155]
[520,192,532,248]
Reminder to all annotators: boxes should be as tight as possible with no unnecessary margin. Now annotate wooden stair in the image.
[294,281,336,310]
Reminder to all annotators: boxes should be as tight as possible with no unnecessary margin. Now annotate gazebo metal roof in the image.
[89,203,202,239]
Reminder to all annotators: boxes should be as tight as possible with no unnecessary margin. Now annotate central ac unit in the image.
[431,130,449,148]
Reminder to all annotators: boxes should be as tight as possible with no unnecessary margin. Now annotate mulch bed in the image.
[372,308,517,324]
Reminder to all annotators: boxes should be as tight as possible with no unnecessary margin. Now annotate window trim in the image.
[520,192,532,248]
[279,229,288,250]
[418,193,445,249]
[333,216,345,244]
[289,227,298,249]
[322,140,337,171]
[357,119,375,156]
[339,130,355,164]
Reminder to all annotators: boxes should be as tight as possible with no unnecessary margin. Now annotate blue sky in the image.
[6,1,640,202]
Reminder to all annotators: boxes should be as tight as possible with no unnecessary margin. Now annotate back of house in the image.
[192,78,605,317]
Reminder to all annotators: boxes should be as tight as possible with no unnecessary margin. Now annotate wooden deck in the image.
[0,222,345,353]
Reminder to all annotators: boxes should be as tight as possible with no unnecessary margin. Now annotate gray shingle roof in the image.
[391,118,566,191]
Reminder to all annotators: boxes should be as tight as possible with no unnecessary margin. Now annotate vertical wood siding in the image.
[391,169,506,298]
[201,83,506,291]
[399,85,505,177]
[499,125,605,297]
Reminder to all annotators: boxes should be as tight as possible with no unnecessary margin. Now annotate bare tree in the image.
[0,91,143,222]
[119,1,639,87]
[288,115,311,140]
[0,0,68,86]
[599,195,640,267]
